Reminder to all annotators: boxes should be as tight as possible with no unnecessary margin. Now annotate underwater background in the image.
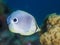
[6,0,60,25]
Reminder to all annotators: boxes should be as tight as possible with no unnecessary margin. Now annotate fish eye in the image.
[13,18,18,23]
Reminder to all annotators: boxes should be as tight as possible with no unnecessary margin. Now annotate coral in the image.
[40,13,60,45]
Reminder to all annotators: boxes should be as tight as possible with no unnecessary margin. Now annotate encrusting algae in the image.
[40,13,60,45]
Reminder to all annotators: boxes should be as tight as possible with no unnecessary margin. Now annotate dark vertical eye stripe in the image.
[7,15,11,24]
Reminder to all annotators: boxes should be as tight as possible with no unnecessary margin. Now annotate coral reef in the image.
[40,13,60,45]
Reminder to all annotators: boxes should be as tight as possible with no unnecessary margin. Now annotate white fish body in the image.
[7,10,41,36]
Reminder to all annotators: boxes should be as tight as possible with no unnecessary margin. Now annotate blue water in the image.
[6,0,60,25]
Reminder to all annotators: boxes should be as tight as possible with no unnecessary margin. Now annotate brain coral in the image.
[40,13,60,45]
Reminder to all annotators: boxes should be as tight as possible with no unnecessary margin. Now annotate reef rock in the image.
[40,13,60,45]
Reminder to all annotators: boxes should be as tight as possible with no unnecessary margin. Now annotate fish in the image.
[7,10,40,36]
